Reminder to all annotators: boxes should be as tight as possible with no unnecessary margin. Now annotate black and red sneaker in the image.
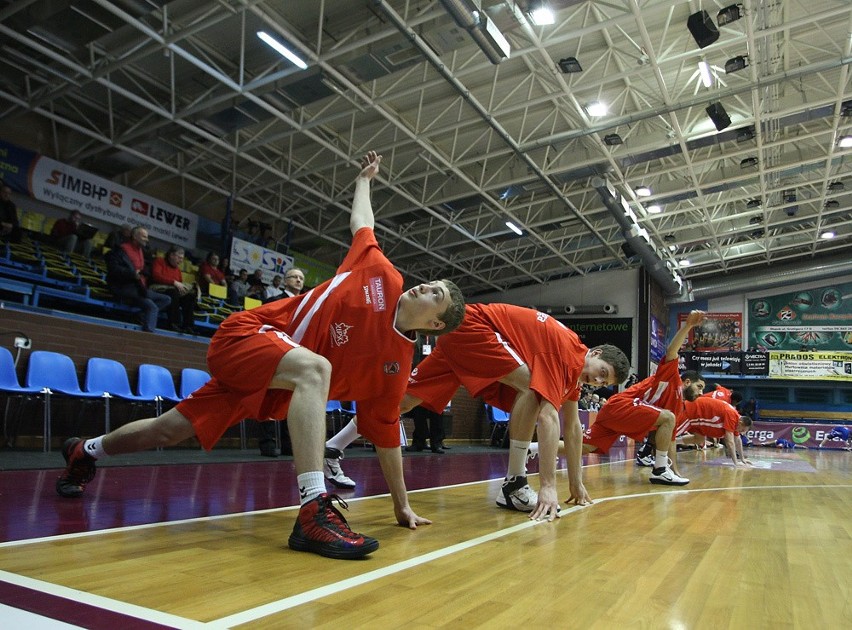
[56,438,97,498]
[288,493,379,559]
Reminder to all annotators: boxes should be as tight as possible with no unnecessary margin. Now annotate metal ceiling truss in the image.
[1,0,851,298]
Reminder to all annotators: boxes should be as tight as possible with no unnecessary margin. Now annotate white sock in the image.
[508,439,531,478]
[83,436,107,459]
[297,471,327,505]
[654,449,669,470]
[326,418,360,451]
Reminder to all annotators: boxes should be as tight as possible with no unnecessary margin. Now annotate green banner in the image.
[749,281,852,351]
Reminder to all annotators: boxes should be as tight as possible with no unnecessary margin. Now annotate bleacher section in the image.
[1,235,244,334]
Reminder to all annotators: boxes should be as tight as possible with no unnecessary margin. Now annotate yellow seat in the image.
[208,283,227,299]
[244,297,262,310]
[20,211,45,232]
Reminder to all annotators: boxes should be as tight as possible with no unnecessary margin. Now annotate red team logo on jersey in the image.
[330,322,353,347]
[383,362,400,375]
[368,277,386,311]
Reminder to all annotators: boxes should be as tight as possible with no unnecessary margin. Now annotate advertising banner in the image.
[558,317,633,365]
[767,351,852,381]
[678,311,743,351]
[748,281,852,351]
[229,236,295,284]
[681,352,743,374]
[650,315,666,363]
[1,138,199,248]
[746,422,849,448]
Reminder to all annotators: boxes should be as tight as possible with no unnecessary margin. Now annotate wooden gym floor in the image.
[0,446,849,629]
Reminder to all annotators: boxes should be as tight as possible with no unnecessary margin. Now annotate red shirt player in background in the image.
[575,310,707,486]
[55,151,466,560]
[676,396,754,468]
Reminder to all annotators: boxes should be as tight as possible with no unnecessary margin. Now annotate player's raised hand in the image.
[358,150,382,180]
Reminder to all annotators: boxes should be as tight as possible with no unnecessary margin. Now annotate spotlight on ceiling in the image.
[558,57,582,73]
[824,200,840,209]
[828,181,845,192]
[838,135,852,148]
[603,133,623,146]
[737,126,756,142]
[647,204,662,214]
[586,101,607,117]
[698,60,713,87]
[740,157,758,169]
[746,199,762,209]
[725,55,749,73]
[635,185,652,197]
[717,4,744,26]
[528,0,555,26]
[257,31,308,69]
[820,230,836,239]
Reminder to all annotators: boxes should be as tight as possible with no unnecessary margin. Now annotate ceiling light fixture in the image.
[603,133,623,146]
[820,230,836,239]
[505,221,524,235]
[725,55,749,73]
[647,204,662,214]
[698,60,713,87]
[838,135,852,148]
[679,259,692,267]
[257,31,308,69]
[586,101,608,117]
[528,1,555,26]
[558,57,582,73]
[717,4,744,26]
[635,185,652,197]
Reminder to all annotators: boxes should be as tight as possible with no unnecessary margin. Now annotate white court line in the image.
[206,482,852,628]
[0,570,206,629]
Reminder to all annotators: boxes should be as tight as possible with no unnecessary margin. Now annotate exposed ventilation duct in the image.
[669,253,852,303]
[439,0,510,64]
[592,177,683,296]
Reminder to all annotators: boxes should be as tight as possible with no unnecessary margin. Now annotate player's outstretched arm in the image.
[529,401,561,522]
[665,309,706,362]
[350,151,381,235]
[562,400,592,506]
[375,444,431,529]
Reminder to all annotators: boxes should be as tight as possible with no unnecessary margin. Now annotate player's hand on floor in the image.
[396,506,432,529]
[566,481,593,506]
[530,486,561,522]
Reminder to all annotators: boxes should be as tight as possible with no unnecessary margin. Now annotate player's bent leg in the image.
[270,347,331,475]
[56,409,196,498]
[649,410,688,485]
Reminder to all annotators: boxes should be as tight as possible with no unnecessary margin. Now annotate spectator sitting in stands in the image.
[104,223,132,252]
[247,269,266,299]
[197,251,227,296]
[0,185,22,243]
[264,274,284,302]
[105,227,170,332]
[283,267,305,298]
[228,268,250,305]
[51,210,94,257]
[151,245,198,334]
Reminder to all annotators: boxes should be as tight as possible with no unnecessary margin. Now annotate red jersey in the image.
[151,257,183,285]
[624,357,685,419]
[702,385,733,404]
[677,397,740,438]
[216,228,415,445]
[408,303,587,412]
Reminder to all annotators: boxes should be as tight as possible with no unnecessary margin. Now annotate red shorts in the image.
[407,336,524,413]
[582,397,664,454]
[177,324,298,450]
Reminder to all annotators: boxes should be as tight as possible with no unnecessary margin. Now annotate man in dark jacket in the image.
[105,226,170,332]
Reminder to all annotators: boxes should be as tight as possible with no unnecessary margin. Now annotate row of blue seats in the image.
[0,348,210,452]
